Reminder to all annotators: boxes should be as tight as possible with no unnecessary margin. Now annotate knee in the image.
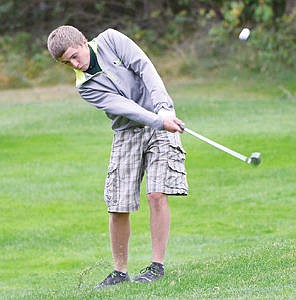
[110,212,129,223]
[147,193,168,210]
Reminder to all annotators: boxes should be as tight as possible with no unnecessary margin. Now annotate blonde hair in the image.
[47,25,86,59]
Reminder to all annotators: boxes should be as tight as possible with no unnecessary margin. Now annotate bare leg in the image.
[109,212,130,273]
[147,193,170,264]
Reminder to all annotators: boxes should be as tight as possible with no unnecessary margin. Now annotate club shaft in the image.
[183,127,249,163]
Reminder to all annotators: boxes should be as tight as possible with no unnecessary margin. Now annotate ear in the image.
[82,38,88,47]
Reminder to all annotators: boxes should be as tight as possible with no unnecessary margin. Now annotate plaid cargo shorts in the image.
[104,127,188,212]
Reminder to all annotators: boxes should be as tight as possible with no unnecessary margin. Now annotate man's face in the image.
[59,39,90,71]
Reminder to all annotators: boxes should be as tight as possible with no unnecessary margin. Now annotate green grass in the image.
[0,73,295,299]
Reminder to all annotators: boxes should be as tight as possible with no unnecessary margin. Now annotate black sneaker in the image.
[94,270,130,289]
[133,262,165,283]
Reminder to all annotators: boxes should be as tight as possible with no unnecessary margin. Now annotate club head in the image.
[248,152,261,166]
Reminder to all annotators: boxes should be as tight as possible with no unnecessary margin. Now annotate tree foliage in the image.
[0,0,294,41]
[0,0,295,88]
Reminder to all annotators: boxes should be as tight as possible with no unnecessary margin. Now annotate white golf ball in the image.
[239,28,251,40]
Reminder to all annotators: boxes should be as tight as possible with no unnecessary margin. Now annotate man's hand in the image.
[157,108,184,133]
[163,117,184,133]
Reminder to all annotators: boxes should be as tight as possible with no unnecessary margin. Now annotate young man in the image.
[47,25,188,288]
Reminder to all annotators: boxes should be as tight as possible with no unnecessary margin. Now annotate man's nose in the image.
[71,59,79,68]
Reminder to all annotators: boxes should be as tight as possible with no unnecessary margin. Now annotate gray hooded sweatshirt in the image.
[75,28,175,131]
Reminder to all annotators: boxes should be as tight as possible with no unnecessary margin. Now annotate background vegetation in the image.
[0,0,295,89]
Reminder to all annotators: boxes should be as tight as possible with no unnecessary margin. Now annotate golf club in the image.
[180,125,261,166]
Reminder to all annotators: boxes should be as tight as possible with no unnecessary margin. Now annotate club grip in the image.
[179,124,185,131]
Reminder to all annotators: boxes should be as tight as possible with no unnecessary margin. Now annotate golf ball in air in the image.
[239,28,250,40]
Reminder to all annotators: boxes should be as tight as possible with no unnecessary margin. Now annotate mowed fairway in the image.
[0,76,295,299]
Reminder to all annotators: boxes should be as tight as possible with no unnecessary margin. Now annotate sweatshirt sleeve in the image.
[104,29,174,113]
[79,88,164,130]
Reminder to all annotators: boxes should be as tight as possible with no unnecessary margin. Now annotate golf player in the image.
[47,26,188,288]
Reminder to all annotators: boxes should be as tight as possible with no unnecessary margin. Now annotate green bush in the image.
[0,32,73,89]
[208,8,296,75]
[0,5,295,90]
[249,11,296,72]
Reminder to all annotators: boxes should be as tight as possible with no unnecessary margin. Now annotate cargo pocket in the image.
[104,163,119,206]
[165,144,188,192]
